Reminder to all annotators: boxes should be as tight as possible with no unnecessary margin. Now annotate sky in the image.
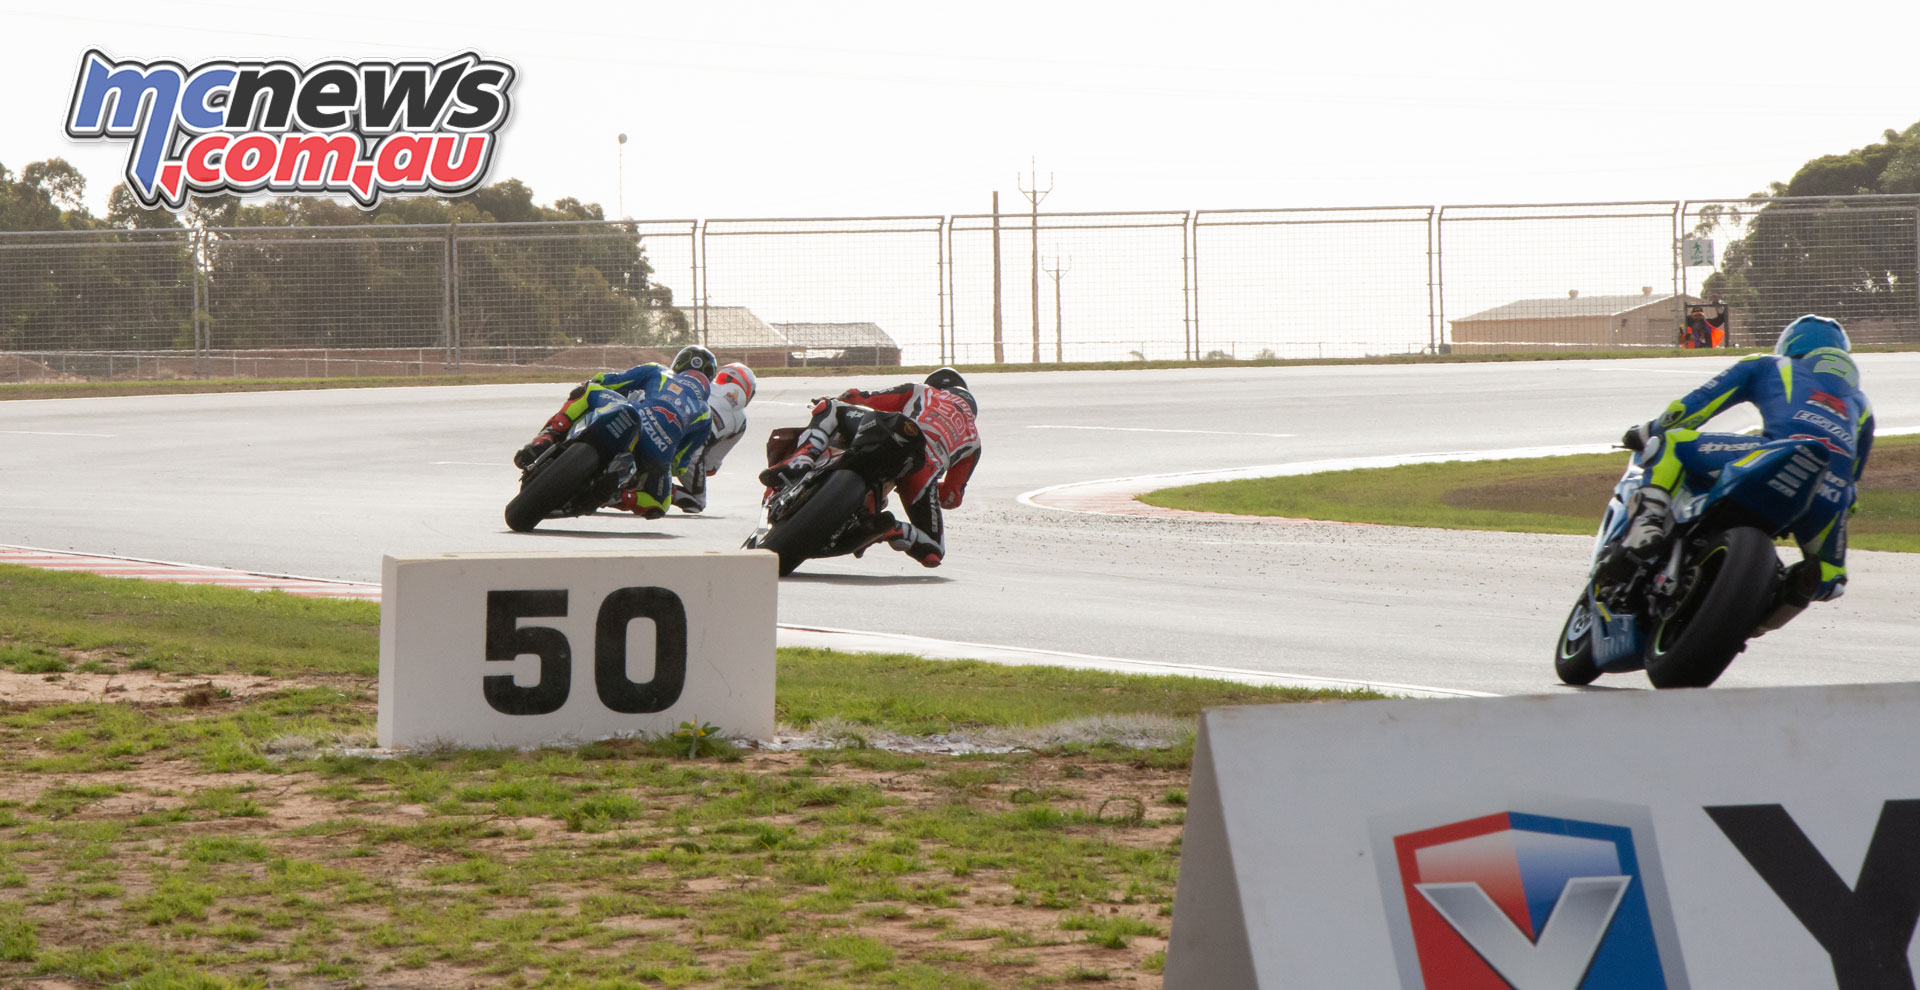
[10,0,1920,222]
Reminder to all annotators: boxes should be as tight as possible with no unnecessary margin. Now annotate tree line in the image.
[1699,122,1920,340]
[0,159,689,354]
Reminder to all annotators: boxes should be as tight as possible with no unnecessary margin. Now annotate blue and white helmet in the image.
[1774,315,1849,357]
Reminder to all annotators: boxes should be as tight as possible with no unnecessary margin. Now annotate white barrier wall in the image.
[1165,683,1920,989]
[378,550,776,749]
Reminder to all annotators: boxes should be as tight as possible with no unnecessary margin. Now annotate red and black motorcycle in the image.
[744,412,925,576]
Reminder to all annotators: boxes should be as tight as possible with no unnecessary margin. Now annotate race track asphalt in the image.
[4,352,1917,695]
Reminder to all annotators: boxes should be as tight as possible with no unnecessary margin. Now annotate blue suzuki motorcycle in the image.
[1555,435,1831,688]
[504,398,646,533]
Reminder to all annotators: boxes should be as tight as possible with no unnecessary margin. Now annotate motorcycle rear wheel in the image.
[1553,597,1601,685]
[1643,527,1777,689]
[505,443,602,533]
[759,470,867,576]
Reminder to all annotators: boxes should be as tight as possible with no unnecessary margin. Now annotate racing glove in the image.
[1621,420,1660,452]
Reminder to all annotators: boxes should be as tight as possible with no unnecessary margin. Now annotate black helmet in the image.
[671,345,718,381]
[924,367,975,414]
[925,367,967,392]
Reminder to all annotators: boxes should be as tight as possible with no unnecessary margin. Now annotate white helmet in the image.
[711,380,751,412]
[714,362,757,404]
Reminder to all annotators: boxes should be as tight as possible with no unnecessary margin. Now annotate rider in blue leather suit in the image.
[513,345,716,519]
[1620,315,1875,602]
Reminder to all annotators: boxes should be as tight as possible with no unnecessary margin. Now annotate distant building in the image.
[771,322,902,367]
[671,306,787,350]
[1449,290,1706,351]
[667,308,905,366]
[670,305,789,367]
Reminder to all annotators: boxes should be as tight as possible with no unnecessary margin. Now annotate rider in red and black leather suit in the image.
[759,368,981,568]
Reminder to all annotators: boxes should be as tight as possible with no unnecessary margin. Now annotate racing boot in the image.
[1620,486,1674,561]
[881,519,942,568]
[670,467,708,513]
[757,429,828,489]
[670,483,705,514]
[513,413,574,469]
[614,487,666,520]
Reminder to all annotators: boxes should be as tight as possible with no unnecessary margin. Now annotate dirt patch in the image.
[0,669,347,708]
[536,345,675,371]
[1863,440,1920,492]
[0,353,82,384]
[1441,469,1622,517]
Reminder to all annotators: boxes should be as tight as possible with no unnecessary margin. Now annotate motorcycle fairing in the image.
[1672,437,1829,534]
[1588,590,1644,672]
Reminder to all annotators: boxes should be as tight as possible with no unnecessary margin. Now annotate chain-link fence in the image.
[1195,207,1435,360]
[1682,196,1920,347]
[5,196,1919,382]
[949,211,1189,363]
[1437,202,1684,353]
[699,216,942,366]
[0,228,196,381]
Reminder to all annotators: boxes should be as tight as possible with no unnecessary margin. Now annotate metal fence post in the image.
[944,217,957,365]
[444,220,456,370]
[1679,200,1692,312]
[1425,207,1437,354]
[191,227,204,379]
[1182,212,1198,358]
[936,217,948,365]
[1182,211,1194,361]
[199,226,214,370]
[1434,206,1447,352]
[694,220,707,346]
[1670,201,1682,333]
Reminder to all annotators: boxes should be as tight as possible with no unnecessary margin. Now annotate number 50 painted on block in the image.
[379,551,776,749]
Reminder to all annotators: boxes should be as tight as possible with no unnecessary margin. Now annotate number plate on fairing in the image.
[1592,610,1642,669]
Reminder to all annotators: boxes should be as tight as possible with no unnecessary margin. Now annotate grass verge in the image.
[1139,434,1920,553]
[0,565,1377,988]
[11,344,1918,401]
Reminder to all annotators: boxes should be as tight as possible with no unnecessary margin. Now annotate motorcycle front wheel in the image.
[1553,596,1601,686]
[758,469,867,576]
[505,443,602,533]
[1643,527,1777,689]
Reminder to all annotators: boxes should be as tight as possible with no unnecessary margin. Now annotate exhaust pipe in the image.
[1754,561,1821,637]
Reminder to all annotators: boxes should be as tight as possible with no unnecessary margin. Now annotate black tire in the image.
[758,470,867,576]
[505,443,602,532]
[1554,596,1601,685]
[1643,527,1778,689]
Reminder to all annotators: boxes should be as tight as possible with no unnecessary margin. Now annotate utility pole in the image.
[1018,158,1052,363]
[1042,251,1071,363]
[991,192,1004,364]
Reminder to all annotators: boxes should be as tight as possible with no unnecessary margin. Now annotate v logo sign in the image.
[1417,876,1632,990]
